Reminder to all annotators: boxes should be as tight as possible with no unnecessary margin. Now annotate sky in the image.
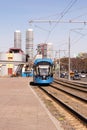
[0,0,87,57]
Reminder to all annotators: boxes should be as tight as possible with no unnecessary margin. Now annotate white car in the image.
[80,73,86,78]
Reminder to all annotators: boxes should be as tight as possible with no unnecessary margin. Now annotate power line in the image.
[71,12,87,21]
[45,0,78,42]
[29,0,78,43]
[69,28,87,46]
[34,25,50,32]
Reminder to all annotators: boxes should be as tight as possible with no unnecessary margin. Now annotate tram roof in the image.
[34,58,53,65]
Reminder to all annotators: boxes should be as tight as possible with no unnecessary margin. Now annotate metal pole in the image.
[59,50,60,78]
[68,28,84,80]
[68,34,71,80]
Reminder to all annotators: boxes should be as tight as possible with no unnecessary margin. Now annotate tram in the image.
[33,58,54,84]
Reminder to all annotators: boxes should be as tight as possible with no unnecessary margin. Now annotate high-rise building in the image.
[26,29,33,60]
[14,30,21,49]
[37,43,47,58]
[47,43,53,59]
[37,43,53,59]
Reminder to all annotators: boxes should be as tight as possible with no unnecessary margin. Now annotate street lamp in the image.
[68,34,71,80]
[68,28,85,80]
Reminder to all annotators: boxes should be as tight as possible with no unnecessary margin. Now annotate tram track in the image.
[52,82,87,103]
[54,78,87,92]
[50,85,87,103]
[38,85,87,125]
[31,78,87,129]
[54,77,87,87]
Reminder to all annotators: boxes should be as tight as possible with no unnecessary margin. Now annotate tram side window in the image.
[34,67,40,76]
[50,66,53,76]
[36,67,40,75]
[33,66,38,75]
[47,66,53,76]
[33,67,36,75]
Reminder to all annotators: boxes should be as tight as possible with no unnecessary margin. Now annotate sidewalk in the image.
[0,77,63,130]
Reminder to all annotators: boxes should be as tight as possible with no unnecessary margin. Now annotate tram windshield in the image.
[38,65,50,76]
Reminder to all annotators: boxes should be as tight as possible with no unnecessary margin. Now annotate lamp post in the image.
[68,34,71,80]
[58,50,60,78]
[68,28,85,80]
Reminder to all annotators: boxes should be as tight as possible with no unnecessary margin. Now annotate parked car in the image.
[80,73,86,78]
[60,73,65,78]
[73,73,81,80]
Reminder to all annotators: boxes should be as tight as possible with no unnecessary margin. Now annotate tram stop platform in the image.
[0,77,63,130]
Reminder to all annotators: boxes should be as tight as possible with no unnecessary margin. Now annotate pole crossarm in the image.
[29,20,87,24]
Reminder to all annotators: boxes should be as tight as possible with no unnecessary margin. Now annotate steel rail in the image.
[50,84,87,103]
[38,86,87,125]
[54,79,87,92]
[54,78,87,88]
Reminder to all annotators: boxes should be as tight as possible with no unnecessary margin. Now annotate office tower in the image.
[37,43,53,59]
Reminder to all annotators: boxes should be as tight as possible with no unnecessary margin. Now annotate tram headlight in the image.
[43,75,46,79]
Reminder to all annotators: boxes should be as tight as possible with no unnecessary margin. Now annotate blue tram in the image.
[33,58,54,84]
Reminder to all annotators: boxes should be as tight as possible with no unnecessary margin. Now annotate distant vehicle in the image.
[33,58,54,84]
[80,73,86,78]
[70,72,74,78]
[60,73,65,78]
[73,73,81,80]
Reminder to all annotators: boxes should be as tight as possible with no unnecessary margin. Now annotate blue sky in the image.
[0,0,87,57]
